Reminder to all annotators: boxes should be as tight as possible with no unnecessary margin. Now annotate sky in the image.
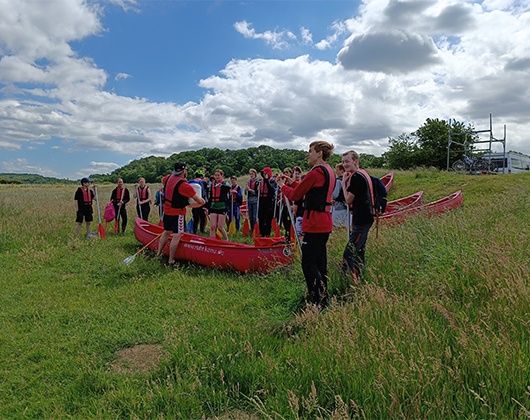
[0,0,529,180]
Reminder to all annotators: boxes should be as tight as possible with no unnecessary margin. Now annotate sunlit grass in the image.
[1,172,529,418]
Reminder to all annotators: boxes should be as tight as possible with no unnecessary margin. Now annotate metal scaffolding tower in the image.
[446,114,507,171]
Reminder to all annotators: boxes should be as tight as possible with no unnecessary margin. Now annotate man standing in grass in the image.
[157,162,205,265]
[341,150,374,283]
[74,177,95,237]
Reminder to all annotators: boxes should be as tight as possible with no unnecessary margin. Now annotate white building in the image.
[485,151,530,174]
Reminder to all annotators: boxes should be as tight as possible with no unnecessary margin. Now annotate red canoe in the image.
[383,191,423,216]
[381,190,463,223]
[380,171,394,192]
[134,218,294,273]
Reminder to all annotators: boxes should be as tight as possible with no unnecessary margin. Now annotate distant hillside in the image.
[89,146,385,184]
[0,173,75,185]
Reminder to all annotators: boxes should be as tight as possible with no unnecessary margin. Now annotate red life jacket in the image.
[210,182,228,203]
[163,176,188,209]
[138,186,149,200]
[247,179,258,197]
[259,178,272,198]
[82,188,92,206]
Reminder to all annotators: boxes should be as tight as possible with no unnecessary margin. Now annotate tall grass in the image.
[0,172,529,418]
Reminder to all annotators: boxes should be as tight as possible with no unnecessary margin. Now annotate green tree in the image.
[414,118,476,169]
[383,133,422,170]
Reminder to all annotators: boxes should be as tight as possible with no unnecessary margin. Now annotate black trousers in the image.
[258,200,274,237]
[301,232,330,305]
[192,206,207,233]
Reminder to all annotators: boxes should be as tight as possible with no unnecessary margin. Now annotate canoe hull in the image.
[134,218,294,273]
[381,190,463,223]
[384,191,423,215]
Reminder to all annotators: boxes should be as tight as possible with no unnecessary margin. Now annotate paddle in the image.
[94,185,106,239]
[123,232,163,265]
[228,193,236,235]
[135,185,143,220]
[242,217,250,236]
[284,196,302,256]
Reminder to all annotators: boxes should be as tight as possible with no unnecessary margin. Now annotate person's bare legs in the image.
[168,232,182,264]
[157,230,171,256]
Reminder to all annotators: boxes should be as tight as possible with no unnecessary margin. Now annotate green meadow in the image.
[0,170,529,418]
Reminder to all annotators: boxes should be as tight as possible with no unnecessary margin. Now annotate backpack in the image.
[371,176,387,215]
[104,202,116,222]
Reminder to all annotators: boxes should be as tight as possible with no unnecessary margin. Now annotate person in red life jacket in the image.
[74,177,95,237]
[208,169,231,240]
[133,177,152,221]
[341,150,374,283]
[258,166,277,237]
[244,168,259,232]
[110,178,131,233]
[228,175,243,231]
[157,162,205,265]
[277,141,335,308]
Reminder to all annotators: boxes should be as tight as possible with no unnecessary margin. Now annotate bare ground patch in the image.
[108,343,164,373]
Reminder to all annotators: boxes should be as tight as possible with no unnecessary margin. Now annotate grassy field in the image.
[0,170,529,418]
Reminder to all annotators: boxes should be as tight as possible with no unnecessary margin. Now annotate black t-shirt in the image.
[347,172,374,226]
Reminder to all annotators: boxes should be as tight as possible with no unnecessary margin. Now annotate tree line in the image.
[89,118,476,184]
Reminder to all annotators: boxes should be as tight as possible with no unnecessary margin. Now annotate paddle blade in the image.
[216,229,222,240]
[242,218,250,236]
[252,222,260,238]
[228,220,236,235]
[123,254,135,265]
[272,217,278,230]
[98,223,107,239]
[290,224,295,242]
[274,221,281,237]
[113,220,119,233]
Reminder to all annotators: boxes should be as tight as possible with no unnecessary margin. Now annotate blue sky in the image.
[1,0,529,180]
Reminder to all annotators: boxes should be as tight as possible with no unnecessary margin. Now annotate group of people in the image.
[75,142,379,310]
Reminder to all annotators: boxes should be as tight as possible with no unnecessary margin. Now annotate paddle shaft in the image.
[133,232,163,258]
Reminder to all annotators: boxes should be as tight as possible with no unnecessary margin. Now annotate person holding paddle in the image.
[110,178,130,233]
[74,177,95,237]
[227,175,242,232]
[156,162,205,265]
[134,177,152,221]
[277,141,335,310]
[244,168,259,232]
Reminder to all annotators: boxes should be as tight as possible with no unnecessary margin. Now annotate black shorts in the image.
[76,209,93,223]
[163,214,186,233]
[208,208,227,216]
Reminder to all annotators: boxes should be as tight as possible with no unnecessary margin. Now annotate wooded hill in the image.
[89,145,385,184]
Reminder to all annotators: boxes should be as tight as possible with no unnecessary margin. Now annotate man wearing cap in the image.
[74,178,95,237]
[157,162,205,265]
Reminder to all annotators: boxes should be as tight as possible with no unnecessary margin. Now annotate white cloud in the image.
[1,0,530,180]
[234,20,296,50]
[115,73,131,81]
[0,157,60,176]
